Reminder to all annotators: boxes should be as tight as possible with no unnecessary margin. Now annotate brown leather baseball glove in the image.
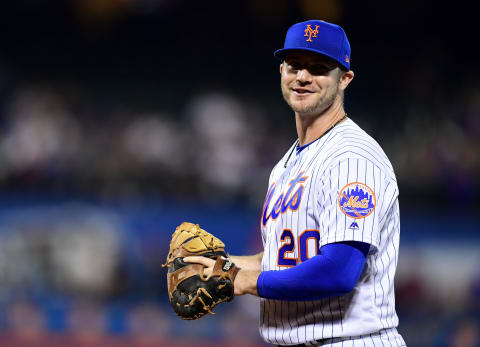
[164,222,240,320]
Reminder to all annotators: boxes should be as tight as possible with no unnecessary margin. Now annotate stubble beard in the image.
[281,83,338,117]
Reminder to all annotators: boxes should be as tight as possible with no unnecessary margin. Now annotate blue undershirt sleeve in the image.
[257,241,370,301]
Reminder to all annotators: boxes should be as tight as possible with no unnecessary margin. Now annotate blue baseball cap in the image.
[274,20,351,70]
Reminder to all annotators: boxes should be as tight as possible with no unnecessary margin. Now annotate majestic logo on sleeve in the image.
[262,172,308,227]
[338,182,376,219]
[304,24,319,42]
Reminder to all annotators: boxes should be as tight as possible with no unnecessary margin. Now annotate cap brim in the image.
[273,47,349,70]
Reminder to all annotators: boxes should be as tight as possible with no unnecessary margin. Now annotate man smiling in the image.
[185,19,406,346]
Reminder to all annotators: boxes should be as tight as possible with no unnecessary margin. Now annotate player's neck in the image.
[295,102,346,147]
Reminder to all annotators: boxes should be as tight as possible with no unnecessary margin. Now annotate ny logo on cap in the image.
[304,24,319,42]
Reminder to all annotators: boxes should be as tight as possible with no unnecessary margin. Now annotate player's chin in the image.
[289,99,318,114]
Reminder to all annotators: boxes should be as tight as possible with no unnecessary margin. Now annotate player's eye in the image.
[287,62,301,71]
[309,64,333,75]
[286,61,333,76]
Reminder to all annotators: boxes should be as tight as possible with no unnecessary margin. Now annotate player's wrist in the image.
[234,269,260,296]
[229,253,263,271]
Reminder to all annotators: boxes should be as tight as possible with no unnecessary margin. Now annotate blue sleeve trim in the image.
[257,241,369,301]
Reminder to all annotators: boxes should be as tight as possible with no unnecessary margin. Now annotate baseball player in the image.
[185,19,406,346]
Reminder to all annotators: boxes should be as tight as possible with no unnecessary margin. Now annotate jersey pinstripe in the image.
[259,118,405,346]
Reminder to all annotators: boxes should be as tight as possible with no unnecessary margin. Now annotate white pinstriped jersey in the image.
[259,118,405,346]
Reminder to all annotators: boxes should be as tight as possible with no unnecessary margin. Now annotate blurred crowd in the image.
[0,77,478,210]
[0,84,287,206]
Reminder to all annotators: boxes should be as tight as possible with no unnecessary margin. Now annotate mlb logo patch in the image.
[349,221,359,230]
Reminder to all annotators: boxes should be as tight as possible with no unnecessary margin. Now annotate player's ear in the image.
[339,70,354,91]
[279,62,284,75]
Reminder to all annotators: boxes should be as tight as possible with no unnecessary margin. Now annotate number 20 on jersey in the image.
[278,229,320,266]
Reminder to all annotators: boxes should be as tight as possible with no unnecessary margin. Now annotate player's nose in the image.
[296,68,312,84]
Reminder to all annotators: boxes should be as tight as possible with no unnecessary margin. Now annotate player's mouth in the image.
[292,88,313,96]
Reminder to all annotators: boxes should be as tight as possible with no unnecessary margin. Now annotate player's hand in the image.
[184,256,254,296]
[183,256,216,278]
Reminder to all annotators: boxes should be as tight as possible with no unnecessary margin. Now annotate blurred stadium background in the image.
[0,1,478,346]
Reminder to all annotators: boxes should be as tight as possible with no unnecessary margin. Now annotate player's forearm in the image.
[229,252,263,271]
